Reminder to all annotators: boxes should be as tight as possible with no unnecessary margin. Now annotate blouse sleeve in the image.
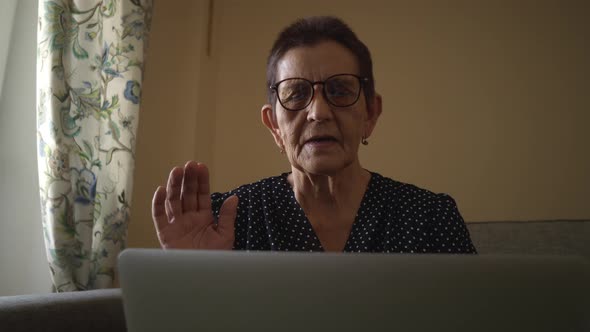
[425,194,477,254]
[210,192,225,217]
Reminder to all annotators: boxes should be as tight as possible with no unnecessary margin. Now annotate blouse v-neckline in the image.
[279,172,376,252]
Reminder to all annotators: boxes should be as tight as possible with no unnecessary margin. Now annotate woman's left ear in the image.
[364,93,383,138]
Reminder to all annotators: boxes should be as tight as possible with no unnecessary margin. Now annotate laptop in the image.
[118,249,589,332]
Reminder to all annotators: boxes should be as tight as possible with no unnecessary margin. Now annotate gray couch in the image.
[0,288,124,332]
[1,220,588,332]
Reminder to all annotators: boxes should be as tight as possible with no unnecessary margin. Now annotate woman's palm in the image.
[152,162,238,250]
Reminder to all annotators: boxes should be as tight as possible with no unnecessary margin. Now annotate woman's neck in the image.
[287,161,371,212]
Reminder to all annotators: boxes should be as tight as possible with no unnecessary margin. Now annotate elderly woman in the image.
[152,16,476,253]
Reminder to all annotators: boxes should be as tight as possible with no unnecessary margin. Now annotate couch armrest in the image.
[0,288,126,332]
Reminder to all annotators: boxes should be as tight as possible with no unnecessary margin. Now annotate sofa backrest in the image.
[467,220,590,259]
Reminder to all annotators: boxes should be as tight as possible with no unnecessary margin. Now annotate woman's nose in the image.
[306,85,334,122]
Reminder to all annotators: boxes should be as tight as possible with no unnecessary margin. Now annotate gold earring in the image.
[362,137,369,145]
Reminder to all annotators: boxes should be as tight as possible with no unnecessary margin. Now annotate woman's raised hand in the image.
[152,161,238,250]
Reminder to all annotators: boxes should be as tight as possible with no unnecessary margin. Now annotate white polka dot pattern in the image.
[211,172,477,254]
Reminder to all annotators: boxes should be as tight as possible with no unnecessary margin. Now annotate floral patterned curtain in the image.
[36,0,152,291]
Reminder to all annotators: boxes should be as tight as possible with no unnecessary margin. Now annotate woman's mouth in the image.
[304,136,339,148]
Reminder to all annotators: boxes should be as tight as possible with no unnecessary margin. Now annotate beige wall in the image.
[128,0,590,248]
[128,0,209,248]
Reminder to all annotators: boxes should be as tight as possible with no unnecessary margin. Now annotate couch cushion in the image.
[467,220,590,259]
[0,288,126,332]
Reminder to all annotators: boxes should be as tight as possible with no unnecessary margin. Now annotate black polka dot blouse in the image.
[211,172,477,254]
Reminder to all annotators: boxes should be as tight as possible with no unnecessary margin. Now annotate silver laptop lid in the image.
[119,249,589,332]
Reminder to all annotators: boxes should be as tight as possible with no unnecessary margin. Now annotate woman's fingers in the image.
[152,186,169,231]
[196,163,212,211]
[156,162,231,250]
[217,195,238,240]
[165,167,184,220]
[181,161,199,212]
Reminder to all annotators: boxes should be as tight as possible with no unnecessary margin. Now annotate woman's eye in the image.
[334,89,352,96]
[326,81,354,96]
[328,85,353,96]
[288,91,304,100]
[283,87,308,102]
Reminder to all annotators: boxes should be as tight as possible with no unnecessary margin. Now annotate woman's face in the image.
[262,40,381,176]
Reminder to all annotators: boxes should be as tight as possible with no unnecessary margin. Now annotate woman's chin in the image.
[298,157,354,176]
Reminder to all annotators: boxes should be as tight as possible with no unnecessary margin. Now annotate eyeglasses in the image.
[270,74,368,111]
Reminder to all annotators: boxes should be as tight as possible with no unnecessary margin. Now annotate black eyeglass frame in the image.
[270,73,369,111]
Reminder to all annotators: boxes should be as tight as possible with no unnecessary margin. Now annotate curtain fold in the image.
[36,0,152,291]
